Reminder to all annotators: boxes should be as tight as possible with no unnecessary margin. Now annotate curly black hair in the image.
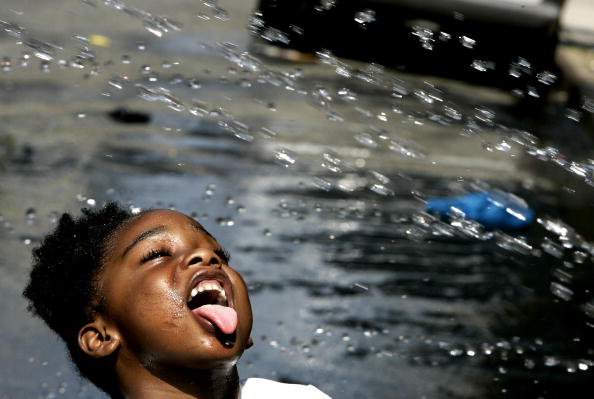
[23,202,135,398]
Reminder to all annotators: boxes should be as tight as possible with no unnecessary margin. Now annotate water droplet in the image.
[25,207,36,221]
[216,217,235,227]
[259,127,277,139]
[318,0,336,11]
[337,87,357,102]
[261,27,290,44]
[389,139,425,158]
[550,282,573,301]
[187,78,201,89]
[213,7,229,21]
[354,9,376,25]
[273,148,297,168]
[262,228,271,236]
[496,233,535,255]
[471,59,494,72]
[313,176,332,191]
[537,70,556,85]
[353,132,377,148]
[541,237,564,258]
[459,36,476,49]
[566,108,582,122]
[1,57,12,72]
[326,111,343,122]
[573,250,587,263]
[40,60,51,73]
[369,184,394,196]
[353,283,369,291]
[544,356,560,367]
[494,140,512,152]
[412,26,435,50]
[137,85,185,112]
[438,31,451,41]
[0,19,24,39]
[49,211,59,224]
[449,348,464,357]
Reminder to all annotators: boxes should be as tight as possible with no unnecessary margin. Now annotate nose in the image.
[183,248,222,269]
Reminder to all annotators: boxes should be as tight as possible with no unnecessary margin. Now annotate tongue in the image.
[193,305,238,335]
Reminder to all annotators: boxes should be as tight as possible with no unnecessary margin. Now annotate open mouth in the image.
[187,277,238,344]
[187,280,229,309]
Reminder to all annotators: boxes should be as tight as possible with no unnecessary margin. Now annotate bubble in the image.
[262,228,271,236]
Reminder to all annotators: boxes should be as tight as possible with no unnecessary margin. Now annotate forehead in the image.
[113,209,213,245]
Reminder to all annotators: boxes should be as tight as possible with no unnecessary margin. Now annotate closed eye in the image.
[141,248,171,263]
[215,247,231,264]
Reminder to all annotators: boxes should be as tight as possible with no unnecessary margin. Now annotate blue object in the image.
[426,191,534,230]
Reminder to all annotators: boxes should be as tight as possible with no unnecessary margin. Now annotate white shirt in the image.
[241,378,331,399]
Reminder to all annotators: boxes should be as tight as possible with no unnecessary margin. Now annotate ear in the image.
[78,316,121,359]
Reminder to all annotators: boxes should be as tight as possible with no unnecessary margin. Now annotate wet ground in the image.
[1,1,594,398]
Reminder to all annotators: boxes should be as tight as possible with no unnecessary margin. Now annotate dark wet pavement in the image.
[1,1,594,398]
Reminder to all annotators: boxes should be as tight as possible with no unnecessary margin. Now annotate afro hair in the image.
[23,202,134,398]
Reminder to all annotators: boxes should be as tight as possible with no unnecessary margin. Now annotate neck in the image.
[118,361,241,399]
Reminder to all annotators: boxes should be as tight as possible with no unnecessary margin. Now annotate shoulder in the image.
[241,378,332,399]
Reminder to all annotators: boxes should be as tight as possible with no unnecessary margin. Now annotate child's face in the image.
[95,209,252,370]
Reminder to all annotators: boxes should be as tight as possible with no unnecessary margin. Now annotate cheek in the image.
[119,279,187,341]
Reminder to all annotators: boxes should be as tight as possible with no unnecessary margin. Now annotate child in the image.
[23,203,331,399]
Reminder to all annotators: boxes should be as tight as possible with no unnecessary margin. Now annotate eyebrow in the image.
[188,220,213,238]
[122,225,168,258]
